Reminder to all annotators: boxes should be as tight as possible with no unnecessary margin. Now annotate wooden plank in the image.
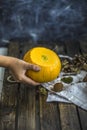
[0,48,7,56]
[80,40,87,54]
[78,108,87,130]
[3,42,20,105]
[78,41,87,130]
[18,43,37,130]
[0,48,8,99]
[58,42,81,130]
[40,95,61,130]
[18,86,36,130]
[59,103,81,130]
[0,42,20,130]
[52,42,66,55]
[31,42,62,130]
[39,43,62,130]
[64,40,80,57]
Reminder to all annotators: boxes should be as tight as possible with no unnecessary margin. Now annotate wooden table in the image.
[0,41,87,130]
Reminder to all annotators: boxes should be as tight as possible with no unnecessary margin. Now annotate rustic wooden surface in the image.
[0,41,87,130]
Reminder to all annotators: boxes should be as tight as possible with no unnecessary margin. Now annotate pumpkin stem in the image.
[41,55,48,61]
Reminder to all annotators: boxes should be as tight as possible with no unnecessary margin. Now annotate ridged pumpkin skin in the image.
[23,47,61,83]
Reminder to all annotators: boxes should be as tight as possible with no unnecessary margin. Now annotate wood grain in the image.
[58,41,81,130]
[0,40,87,130]
[0,42,20,130]
[78,41,87,130]
[18,43,37,130]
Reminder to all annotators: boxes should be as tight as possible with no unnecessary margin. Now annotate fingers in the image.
[21,75,41,86]
[26,63,41,71]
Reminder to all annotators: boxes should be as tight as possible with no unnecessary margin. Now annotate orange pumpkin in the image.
[23,47,61,83]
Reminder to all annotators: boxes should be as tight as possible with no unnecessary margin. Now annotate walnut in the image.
[52,83,63,92]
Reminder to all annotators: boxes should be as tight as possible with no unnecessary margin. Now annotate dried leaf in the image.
[61,77,73,84]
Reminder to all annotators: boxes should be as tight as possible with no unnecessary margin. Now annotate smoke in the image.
[0,0,87,44]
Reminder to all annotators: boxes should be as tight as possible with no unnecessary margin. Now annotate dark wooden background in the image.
[0,40,87,130]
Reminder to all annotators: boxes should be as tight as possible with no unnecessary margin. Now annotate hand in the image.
[8,58,41,86]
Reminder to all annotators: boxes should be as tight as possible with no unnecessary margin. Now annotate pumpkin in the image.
[23,47,61,83]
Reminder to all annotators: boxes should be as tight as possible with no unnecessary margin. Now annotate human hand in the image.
[8,57,41,86]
